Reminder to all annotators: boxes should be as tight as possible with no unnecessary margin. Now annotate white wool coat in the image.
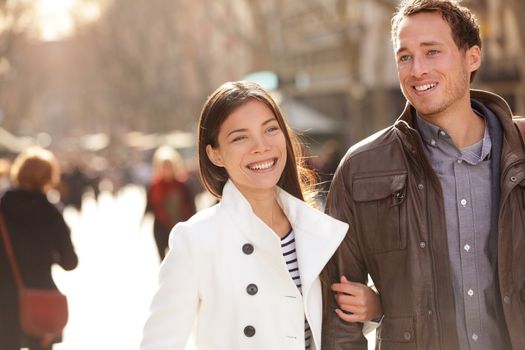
[141,180,347,350]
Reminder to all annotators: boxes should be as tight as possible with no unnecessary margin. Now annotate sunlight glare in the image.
[35,0,102,41]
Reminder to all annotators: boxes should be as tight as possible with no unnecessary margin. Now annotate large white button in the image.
[460,199,467,206]
[467,289,474,296]
[464,244,470,252]
[472,333,478,341]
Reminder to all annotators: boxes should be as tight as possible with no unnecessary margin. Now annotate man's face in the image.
[394,11,480,120]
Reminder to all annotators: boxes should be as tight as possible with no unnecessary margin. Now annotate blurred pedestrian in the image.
[0,147,78,350]
[141,81,381,349]
[145,145,196,261]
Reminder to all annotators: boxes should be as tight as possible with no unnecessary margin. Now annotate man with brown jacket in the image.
[322,1,525,349]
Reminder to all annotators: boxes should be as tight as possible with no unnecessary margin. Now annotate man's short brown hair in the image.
[391,0,482,81]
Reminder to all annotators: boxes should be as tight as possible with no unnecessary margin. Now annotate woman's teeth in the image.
[248,159,275,171]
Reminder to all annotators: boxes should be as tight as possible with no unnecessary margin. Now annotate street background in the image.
[0,0,522,349]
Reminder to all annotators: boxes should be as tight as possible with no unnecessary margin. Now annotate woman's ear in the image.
[206,144,224,167]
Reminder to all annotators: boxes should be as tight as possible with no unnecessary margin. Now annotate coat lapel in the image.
[276,187,348,294]
[219,181,286,271]
[219,180,348,290]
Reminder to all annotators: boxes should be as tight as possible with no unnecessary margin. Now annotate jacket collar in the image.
[397,90,523,151]
[219,180,347,293]
[395,89,525,216]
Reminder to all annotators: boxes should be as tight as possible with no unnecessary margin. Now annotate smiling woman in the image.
[34,0,102,41]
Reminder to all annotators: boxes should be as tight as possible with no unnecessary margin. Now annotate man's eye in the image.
[399,55,411,62]
[427,49,440,56]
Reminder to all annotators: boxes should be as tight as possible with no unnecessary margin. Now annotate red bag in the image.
[0,211,69,347]
[19,287,69,345]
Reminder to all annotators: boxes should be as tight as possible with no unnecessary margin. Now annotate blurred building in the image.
[0,0,521,150]
[252,0,523,146]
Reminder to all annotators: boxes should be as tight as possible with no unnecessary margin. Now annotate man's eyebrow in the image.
[396,41,443,55]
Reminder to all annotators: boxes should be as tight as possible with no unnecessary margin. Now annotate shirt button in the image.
[510,176,517,182]
[503,296,511,304]
[460,199,467,206]
[244,325,256,337]
[417,183,424,190]
[430,139,436,146]
[246,283,258,295]
[439,130,446,136]
[457,159,463,164]
[464,244,470,252]
[472,333,478,341]
[242,243,254,255]
[427,309,433,316]
[419,242,426,249]
[403,331,411,340]
[467,289,474,296]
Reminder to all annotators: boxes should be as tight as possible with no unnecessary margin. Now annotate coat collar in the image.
[218,180,347,293]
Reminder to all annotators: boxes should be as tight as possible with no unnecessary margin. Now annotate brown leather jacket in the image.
[321,90,525,350]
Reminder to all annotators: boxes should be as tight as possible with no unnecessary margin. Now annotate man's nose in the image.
[411,55,430,78]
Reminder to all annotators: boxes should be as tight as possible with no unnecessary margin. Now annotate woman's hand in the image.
[331,275,383,323]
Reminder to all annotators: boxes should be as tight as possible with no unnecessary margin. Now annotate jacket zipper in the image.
[405,126,446,349]
[425,180,445,350]
[499,159,525,212]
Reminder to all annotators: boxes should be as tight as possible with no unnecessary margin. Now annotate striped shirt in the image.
[281,229,312,349]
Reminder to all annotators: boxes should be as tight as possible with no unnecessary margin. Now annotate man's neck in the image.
[419,104,485,149]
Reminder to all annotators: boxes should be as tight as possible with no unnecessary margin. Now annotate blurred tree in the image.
[72,0,257,135]
[0,0,35,131]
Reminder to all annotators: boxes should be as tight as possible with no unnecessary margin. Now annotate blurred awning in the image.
[279,98,340,134]
[123,130,194,151]
[0,127,34,154]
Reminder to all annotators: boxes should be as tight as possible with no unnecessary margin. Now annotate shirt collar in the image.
[415,111,492,164]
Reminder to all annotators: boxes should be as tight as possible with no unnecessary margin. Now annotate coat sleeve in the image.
[53,209,78,271]
[141,223,200,350]
[321,159,368,350]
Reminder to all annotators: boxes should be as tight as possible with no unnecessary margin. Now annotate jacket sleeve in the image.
[141,223,199,350]
[322,159,368,349]
[54,211,78,271]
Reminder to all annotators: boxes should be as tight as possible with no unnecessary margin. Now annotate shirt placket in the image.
[454,157,482,348]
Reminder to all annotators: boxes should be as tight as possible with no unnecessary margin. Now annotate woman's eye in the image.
[266,126,280,133]
[231,135,247,142]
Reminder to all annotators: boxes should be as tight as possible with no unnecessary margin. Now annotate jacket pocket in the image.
[353,173,408,253]
[377,315,416,344]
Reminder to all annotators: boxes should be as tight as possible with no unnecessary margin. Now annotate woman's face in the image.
[159,160,175,180]
[206,100,287,198]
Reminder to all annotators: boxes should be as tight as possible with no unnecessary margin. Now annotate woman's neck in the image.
[242,188,291,238]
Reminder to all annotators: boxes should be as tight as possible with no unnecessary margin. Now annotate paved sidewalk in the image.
[52,186,159,350]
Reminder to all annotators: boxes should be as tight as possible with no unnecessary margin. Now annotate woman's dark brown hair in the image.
[197,81,316,203]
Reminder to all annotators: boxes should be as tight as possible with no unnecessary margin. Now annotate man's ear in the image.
[466,45,481,73]
[206,144,224,167]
